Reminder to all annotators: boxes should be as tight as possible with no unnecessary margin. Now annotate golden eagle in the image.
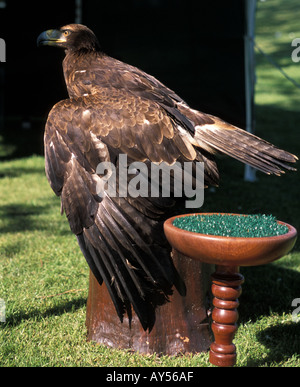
[37,24,297,331]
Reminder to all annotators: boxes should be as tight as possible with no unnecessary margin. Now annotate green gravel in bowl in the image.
[172,214,289,238]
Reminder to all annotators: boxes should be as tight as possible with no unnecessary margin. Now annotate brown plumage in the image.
[37,24,297,331]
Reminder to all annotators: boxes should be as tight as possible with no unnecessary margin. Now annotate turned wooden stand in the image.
[209,265,244,366]
[164,213,297,367]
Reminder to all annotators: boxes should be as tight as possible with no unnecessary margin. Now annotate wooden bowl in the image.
[164,213,297,267]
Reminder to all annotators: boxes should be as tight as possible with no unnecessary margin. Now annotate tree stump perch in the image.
[86,249,214,355]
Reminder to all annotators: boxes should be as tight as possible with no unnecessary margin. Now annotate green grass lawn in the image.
[1,0,300,367]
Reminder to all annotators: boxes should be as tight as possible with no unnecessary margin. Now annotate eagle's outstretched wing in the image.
[44,89,217,330]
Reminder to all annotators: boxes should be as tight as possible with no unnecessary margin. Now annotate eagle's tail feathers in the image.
[195,123,297,175]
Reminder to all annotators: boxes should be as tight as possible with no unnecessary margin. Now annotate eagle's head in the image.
[37,24,100,52]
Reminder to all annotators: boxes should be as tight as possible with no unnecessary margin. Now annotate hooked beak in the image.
[37,29,67,48]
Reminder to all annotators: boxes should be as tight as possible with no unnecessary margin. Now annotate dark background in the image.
[0,0,247,158]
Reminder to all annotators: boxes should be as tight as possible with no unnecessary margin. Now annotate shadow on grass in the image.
[239,264,300,324]
[246,322,300,367]
[2,298,87,328]
[0,166,45,179]
[238,263,300,365]
[0,201,70,235]
[0,203,50,233]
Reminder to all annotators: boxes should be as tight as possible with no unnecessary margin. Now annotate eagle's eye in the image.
[63,30,71,37]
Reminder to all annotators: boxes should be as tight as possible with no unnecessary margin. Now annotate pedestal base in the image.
[209,265,244,367]
[86,250,213,355]
[163,213,297,366]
